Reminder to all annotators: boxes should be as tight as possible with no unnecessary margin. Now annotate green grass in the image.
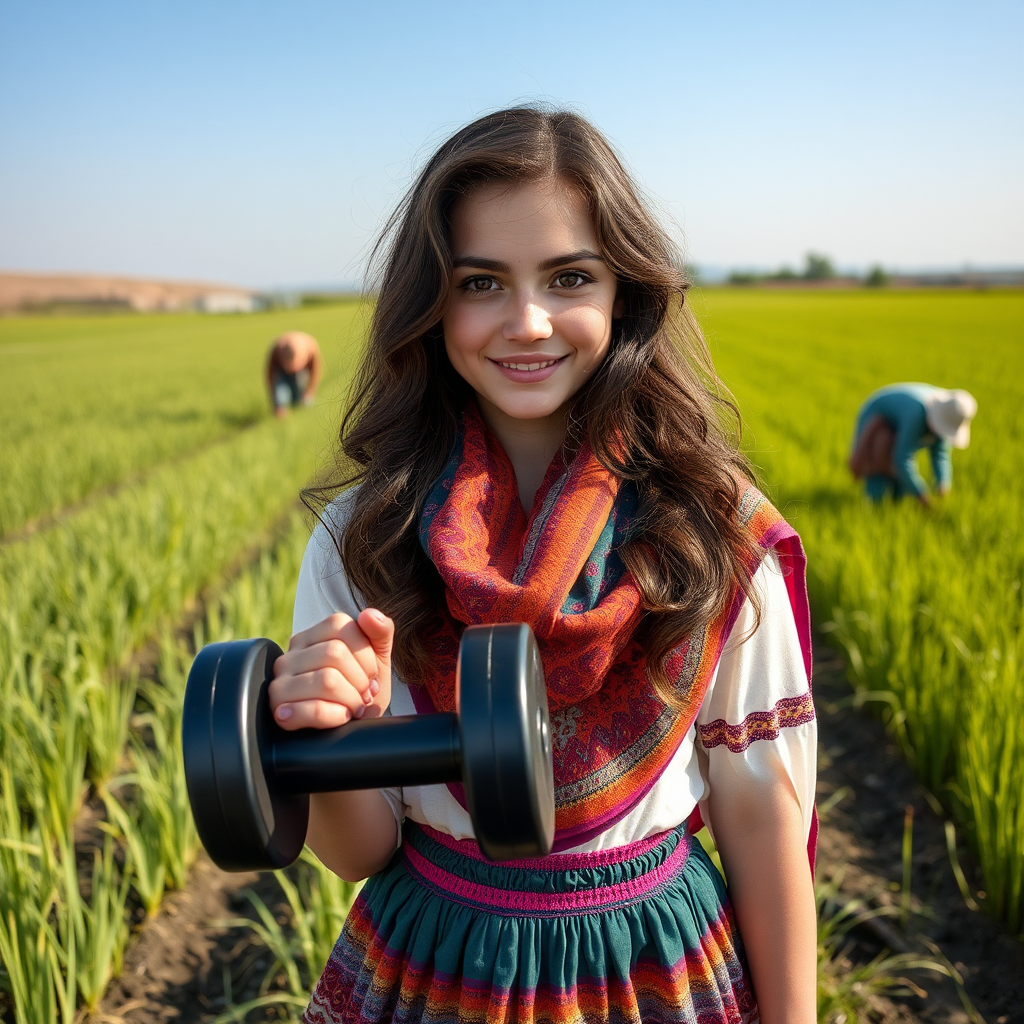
[0,304,369,1019]
[2,291,1020,1018]
[0,507,321,1021]
[1,411,322,721]
[700,288,1024,931]
[0,304,367,537]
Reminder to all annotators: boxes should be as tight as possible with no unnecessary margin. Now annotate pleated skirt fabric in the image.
[303,822,758,1024]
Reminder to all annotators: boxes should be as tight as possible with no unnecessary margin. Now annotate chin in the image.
[500,403,564,423]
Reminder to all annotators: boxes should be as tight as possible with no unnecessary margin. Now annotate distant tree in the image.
[864,265,890,288]
[727,271,759,286]
[803,253,835,280]
[769,266,798,281]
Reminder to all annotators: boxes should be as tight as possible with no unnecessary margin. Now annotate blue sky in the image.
[1,0,1021,288]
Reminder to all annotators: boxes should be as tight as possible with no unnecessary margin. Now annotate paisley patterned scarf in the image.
[412,403,810,851]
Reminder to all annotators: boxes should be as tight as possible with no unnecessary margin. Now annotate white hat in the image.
[925,389,977,449]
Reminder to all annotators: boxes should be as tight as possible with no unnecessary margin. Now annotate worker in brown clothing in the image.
[266,331,323,417]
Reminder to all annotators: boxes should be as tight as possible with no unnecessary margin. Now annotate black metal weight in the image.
[182,623,554,872]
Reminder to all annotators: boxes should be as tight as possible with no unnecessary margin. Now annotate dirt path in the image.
[813,650,1023,1023]
[98,857,289,1021]
[98,651,1023,1023]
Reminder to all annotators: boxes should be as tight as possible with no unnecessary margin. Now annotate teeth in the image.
[498,359,558,371]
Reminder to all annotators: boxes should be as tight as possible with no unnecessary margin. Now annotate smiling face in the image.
[441,177,620,452]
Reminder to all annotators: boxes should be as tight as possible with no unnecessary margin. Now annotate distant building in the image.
[195,291,257,314]
[0,272,258,314]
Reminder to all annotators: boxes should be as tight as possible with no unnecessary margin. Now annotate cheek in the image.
[442,306,490,362]
[555,305,613,360]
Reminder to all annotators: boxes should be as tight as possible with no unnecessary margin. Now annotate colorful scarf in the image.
[413,403,811,852]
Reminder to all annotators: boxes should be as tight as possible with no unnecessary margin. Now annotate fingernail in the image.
[354,704,365,719]
[369,609,386,623]
[370,679,380,696]
[277,706,292,721]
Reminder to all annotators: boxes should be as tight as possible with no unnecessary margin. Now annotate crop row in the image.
[706,289,1024,931]
[0,303,363,537]
[1,406,328,817]
[3,291,1014,1019]
[0,304,367,1017]
[0,508,362,1021]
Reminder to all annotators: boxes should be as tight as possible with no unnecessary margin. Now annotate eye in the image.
[553,270,592,289]
[459,275,499,293]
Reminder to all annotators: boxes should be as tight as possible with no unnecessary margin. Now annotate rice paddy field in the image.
[0,289,1021,1021]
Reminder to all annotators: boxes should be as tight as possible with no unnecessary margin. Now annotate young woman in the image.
[270,107,818,1024]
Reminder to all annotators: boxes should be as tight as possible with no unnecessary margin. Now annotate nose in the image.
[503,294,553,344]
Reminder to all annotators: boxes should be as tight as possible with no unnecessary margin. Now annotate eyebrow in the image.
[451,249,605,273]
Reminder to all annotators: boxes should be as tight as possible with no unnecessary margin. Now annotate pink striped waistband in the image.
[417,823,673,870]
[401,824,690,917]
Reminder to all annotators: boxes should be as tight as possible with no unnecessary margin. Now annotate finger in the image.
[274,639,374,696]
[268,667,365,715]
[284,614,378,683]
[286,612,355,653]
[273,698,360,732]
[357,608,394,675]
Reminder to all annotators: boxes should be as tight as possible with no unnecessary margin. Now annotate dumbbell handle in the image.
[269,713,462,793]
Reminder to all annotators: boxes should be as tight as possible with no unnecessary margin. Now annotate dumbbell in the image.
[182,622,554,872]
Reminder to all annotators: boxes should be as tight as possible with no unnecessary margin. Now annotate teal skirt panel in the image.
[304,823,758,1024]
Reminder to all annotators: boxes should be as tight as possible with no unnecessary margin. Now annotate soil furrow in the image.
[814,650,1023,1023]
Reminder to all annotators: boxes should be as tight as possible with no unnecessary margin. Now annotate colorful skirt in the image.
[303,822,758,1024]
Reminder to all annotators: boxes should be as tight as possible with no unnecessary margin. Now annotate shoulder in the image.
[698,550,813,736]
[293,487,364,634]
[874,384,931,416]
[301,487,358,569]
[733,483,812,676]
[736,483,799,555]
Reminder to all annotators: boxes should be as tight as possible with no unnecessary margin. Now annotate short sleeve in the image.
[292,493,406,836]
[695,551,817,841]
[293,491,362,634]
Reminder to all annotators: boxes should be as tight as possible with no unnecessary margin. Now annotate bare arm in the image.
[305,345,323,396]
[706,754,817,1024]
[306,789,398,882]
[266,346,279,394]
[269,608,400,881]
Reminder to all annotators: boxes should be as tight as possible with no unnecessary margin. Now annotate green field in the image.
[702,289,1024,933]
[0,291,1020,1019]
[0,305,367,1022]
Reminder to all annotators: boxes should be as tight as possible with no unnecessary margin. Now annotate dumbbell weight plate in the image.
[182,638,309,872]
[458,623,555,860]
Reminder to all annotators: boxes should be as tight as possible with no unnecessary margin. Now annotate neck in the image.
[476,400,569,512]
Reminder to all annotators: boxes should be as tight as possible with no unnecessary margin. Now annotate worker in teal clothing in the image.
[848,383,978,505]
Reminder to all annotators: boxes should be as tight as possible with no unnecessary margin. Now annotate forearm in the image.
[931,440,952,493]
[894,452,927,498]
[306,787,399,882]
[307,353,323,393]
[891,421,928,497]
[709,780,816,1023]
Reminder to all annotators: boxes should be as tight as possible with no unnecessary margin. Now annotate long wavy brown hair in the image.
[305,106,760,702]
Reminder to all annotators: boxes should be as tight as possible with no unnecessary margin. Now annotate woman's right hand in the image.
[268,609,394,730]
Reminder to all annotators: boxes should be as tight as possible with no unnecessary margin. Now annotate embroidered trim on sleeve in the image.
[698,691,816,753]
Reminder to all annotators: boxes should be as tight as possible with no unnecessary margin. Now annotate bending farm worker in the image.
[266,330,322,417]
[848,382,977,505]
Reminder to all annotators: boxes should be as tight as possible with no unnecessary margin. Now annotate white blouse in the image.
[292,493,817,854]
